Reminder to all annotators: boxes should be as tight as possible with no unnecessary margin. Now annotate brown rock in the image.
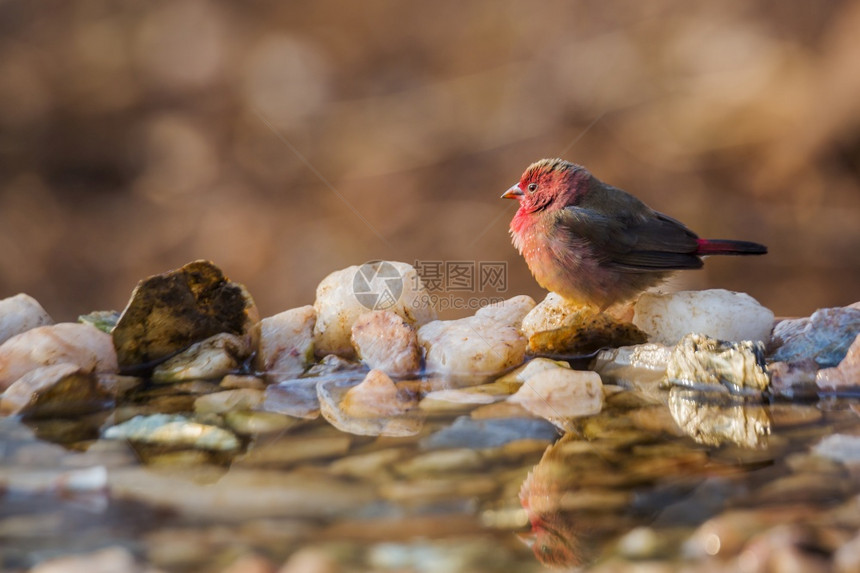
[112,260,258,372]
[522,293,646,356]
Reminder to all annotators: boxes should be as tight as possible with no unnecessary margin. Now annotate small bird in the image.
[502,159,767,310]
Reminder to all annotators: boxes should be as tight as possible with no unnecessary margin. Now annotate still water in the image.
[1,366,858,572]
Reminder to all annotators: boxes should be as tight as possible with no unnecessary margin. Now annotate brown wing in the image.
[554,205,703,273]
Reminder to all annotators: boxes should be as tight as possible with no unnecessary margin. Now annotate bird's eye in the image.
[527,183,538,192]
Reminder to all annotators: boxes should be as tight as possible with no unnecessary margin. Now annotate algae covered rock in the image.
[666,333,769,396]
[522,293,646,355]
[668,387,771,448]
[112,260,259,373]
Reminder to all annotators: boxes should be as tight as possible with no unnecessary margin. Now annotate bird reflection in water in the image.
[516,433,609,568]
[515,393,771,568]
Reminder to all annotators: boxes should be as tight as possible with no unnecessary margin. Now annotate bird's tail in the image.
[695,238,767,256]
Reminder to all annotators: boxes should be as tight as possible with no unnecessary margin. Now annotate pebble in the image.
[739,524,832,573]
[0,363,110,418]
[834,530,860,573]
[313,261,437,358]
[318,374,424,437]
[278,548,340,573]
[817,333,860,390]
[627,405,686,437]
[328,448,407,479]
[237,435,351,466]
[419,416,558,450]
[495,357,571,387]
[508,366,604,430]
[473,295,536,330]
[755,472,851,504]
[152,333,248,383]
[666,333,769,395]
[223,410,302,436]
[591,343,672,389]
[96,373,144,398]
[768,403,823,427]
[768,360,819,397]
[0,293,52,346]
[366,538,520,573]
[107,466,375,520]
[261,378,322,419]
[813,434,860,464]
[771,306,860,368]
[306,354,367,377]
[350,310,421,377]
[683,507,815,559]
[379,475,498,503]
[0,322,117,390]
[480,439,553,464]
[194,388,265,416]
[223,553,277,573]
[103,413,240,451]
[110,396,196,423]
[339,369,417,418]
[469,401,537,420]
[418,315,526,378]
[784,452,845,476]
[633,289,774,345]
[30,546,142,573]
[394,448,485,477]
[111,260,259,372]
[521,292,646,355]
[254,305,316,380]
[220,374,267,390]
[418,392,495,415]
[420,374,526,411]
[615,526,662,560]
[147,450,214,467]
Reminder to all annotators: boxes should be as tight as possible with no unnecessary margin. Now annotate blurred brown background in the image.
[0,0,858,321]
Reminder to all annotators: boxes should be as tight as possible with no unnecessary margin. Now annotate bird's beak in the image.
[501,184,524,199]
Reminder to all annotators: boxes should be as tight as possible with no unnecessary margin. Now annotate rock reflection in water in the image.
[668,387,771,449]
